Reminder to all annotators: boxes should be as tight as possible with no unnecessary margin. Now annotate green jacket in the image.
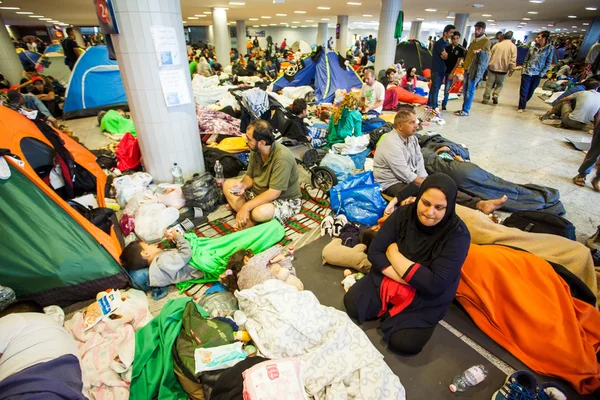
[130,298,192,400]
[327,108,363,147]
[189,61,198,77]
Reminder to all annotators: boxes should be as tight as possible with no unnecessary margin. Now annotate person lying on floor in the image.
[119,228,203,300]
[540,86,600,130]
[0,301,89,399]
[344,173,471,355]
[551,75,599,106]
[373,108,507,215]
[223,120,302,230]
[5,90,60,129]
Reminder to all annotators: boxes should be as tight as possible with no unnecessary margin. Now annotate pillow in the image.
[322,238,372,273]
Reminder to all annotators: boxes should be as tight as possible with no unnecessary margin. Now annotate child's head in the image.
[221,249,254,293]
[120,240,161,271]
[0,300,44,318]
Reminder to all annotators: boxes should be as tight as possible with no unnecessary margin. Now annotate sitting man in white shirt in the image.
[359,69,385,117]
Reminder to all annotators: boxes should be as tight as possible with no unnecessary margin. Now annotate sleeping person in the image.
[344,173,471,355]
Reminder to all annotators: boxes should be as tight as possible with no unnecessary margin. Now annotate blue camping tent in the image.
[63,45,127,119]
[44,44,63,54]
[17,50,42,68]
[273,49,362,103]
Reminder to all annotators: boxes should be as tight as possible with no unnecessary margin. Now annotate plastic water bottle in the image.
[0,285,16,311]
[214,160,224,186]
[449,365,488,392]
[171,163,184,184]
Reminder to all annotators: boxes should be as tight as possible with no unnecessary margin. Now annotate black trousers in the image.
[344,276,436,355]
[578,122,600,179]
[383,182,481,210]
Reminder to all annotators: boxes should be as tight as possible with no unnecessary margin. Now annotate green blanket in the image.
[130,298,192,400]
[179,219,285,288]
[100,109,137,137]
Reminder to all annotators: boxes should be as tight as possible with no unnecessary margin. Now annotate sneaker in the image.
[536,382,568,400]
[492,371,537,400]
[482,99,489,104]
[320,215,334,237]
[333,214,348,237]
[587,225,600,251]
[492,97,498,105]
[441,106,447,111]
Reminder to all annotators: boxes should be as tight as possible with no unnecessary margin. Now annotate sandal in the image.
[573,175,586,187]
[454,110,469,117]
[592,177,600,192]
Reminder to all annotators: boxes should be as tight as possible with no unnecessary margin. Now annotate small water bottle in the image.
[214,160,224,186]
[171,163,184,184]
[0,285,16,311]
[449,365,488,393]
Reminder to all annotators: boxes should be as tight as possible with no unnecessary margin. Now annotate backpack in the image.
[368,123,394,149]
[502,210,576,240]
[203,148,245,179]
[67,201,117,234]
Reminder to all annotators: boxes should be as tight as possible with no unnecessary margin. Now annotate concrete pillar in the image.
[0,17,24,87]
[454,13,469,41]
[212,8,231,65]
[374,0,402,73]
[578,16,600,61]
[236,20,246,56]
[317,22,328,49]
[208,25,214,44]
[409,21,422,40]
[464,25,472,46]
[111,0,204,182]
[336,15,349,55]
[72,26,85,47]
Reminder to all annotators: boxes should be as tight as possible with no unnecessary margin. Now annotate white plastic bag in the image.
[122,189,159,218]
[134,203,179,242]
[320,152,356,182]
[113,172,153,206]
[156,184,186,209]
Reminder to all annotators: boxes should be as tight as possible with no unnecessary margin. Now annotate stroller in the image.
[231,88,337,194]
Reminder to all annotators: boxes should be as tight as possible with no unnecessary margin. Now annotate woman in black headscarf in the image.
[344,173,471,355]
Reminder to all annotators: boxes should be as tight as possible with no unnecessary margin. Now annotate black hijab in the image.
[394,173,463,265]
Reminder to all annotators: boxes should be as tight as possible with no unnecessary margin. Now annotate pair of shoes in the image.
[517,109,524,113]
[454,110,469,116]
[492,97,498,105]
[441,106,447,111]
[321,214,348,237]
[492,371,567,400]
[482,99,489,104]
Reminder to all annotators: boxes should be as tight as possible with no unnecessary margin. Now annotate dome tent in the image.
[394,40,432,75]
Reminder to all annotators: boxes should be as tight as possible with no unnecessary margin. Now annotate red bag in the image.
[115,132,141,172]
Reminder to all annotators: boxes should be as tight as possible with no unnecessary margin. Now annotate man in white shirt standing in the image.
[360,69,385,117]
[27,38,37,52]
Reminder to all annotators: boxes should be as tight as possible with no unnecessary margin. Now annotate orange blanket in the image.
[457,244,600,395]
[386,85,427,105]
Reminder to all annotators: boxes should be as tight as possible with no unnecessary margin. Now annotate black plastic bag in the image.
[182,172,223,213]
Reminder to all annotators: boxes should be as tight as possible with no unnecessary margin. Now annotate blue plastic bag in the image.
[330,171,386,226]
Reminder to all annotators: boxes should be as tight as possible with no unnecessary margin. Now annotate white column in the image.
[208,25,214,44]
[409,21,422,40]
[236,20,246,55]
[0,17,23,86]
[72,26,85,47]
[317,22,328,49]
[374,0,402,73]
[454,13,469,41]
[464,25,472,46]
[212,8,231,65]
[336,15,349,54]
[111,0,204,182]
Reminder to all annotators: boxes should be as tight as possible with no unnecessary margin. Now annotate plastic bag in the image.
[122,189,158,218]
[113,172,153,206]
[198,291,238,318]
[320,152,355,183]
[330,171,386,226]
[194,342,247,374]
[134,203,179,242]
[156,183,186,209]
[182,172,223,213]
[243,359,305,400]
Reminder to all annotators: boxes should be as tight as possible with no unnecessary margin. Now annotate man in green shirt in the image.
[189,56,198,78]
[223,120,302,230]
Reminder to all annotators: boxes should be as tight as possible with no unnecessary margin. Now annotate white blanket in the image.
[236,280,405,400]
[192,75,234,105]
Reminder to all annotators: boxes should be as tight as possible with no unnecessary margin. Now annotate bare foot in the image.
[477,195,508,214]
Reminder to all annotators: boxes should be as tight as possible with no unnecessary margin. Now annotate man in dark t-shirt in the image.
[442,32,466,110]
[428,24,455,112]
[29,77,60,117]
[62,27,81,71]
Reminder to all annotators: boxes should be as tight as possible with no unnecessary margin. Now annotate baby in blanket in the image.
[119,229,204,300]
[221,245,304,292]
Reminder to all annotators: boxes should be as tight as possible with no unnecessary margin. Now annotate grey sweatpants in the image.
[483,71,507,101]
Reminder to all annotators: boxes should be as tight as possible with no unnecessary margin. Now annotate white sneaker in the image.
[333,214,348,237]
[320,216,334,237]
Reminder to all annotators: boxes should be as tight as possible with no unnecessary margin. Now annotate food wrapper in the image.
[83,289,123,330]
[194,342,247,374]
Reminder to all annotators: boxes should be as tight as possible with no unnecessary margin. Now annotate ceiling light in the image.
[261,24,267,26]
[16,11,34,14]
[487,19,495,22]
[568,15,577,18]
[291,26,297,28]
[228,1,245,5]
[347,2,362,5]
[194,14,207,17]
[572,25,577,28]
[362,14,372,17]
[321,18,329,21]
[517,26,522,28]
[292,20,300,23]
[261,16,271,18]
[547,24,554,26]
[301,25,307,27]
[306,19,313,22]
[481,14,491,17]
[317,6,330,10]
[522,17,531,20]
[472,4,484,8]
[0,7,20,10]
[249,18,258,20]
[416,17,425,21]
[49,20,59,23]
[425,8,436,12]
[276,13,287,16]
[581,29,586,31]
[583,22,589,25]
[520,22,527,25]
[312,24,318,27]
[203,11,211,14]
[269,23,276,26]
[527,11,538,14]
[188,17,198,19]
[29,15,44,18]
[280,22,287,25]
[294,10,306,13]
[39,18,52,20]
[182,21,187,23]
[529,0,544,2]
[446,16,454,18]
[585,7,597,11]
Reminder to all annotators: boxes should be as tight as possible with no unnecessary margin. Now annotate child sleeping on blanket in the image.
[119,229,203,300]
[221,246,304,292]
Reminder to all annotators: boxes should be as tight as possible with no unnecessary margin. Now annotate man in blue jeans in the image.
[518,30,553,113]
[428,24,455,112]
[455,21,491,117]
[442,32,465,111]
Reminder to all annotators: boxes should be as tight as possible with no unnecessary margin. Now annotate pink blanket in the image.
[197,105,241,136]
